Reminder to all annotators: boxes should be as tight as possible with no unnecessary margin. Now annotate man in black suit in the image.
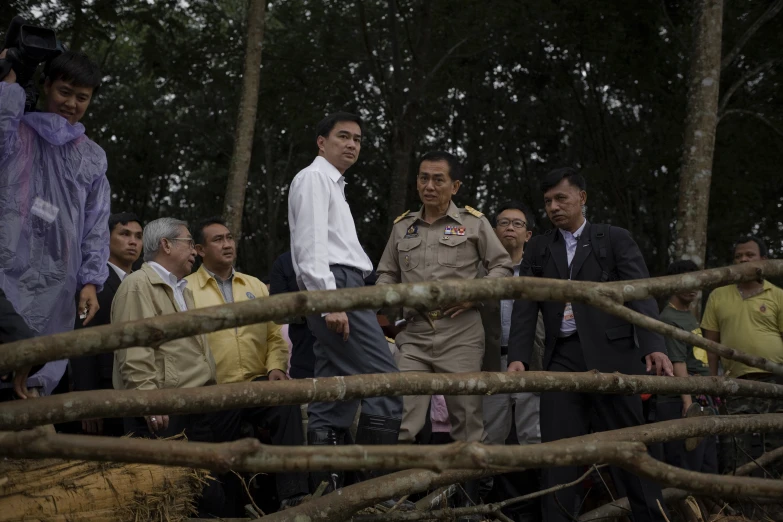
[70,212,143,435]
[269,251,317,379]
[508,168,673,522]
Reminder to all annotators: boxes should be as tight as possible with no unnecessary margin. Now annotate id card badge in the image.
[563,302,574,321]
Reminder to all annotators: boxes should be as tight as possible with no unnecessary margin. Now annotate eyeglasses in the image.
[168,237,195,248]
[497,219,527,229]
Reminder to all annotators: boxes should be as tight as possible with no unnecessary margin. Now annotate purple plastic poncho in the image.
[0,82,110,396]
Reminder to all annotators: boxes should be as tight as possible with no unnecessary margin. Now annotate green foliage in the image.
[2,0,781,277]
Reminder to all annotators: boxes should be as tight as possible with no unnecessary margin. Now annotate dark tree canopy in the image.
[2,0,782,279]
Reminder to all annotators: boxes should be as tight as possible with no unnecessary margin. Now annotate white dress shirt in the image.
[108,261,128,282]
[288,156,373,291]
[560,219,587,336]
[148,261,189,312]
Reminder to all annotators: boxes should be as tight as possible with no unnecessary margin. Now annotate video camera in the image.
[0,16,62,112]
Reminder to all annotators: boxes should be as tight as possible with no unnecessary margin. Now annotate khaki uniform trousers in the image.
[396,309,485,442]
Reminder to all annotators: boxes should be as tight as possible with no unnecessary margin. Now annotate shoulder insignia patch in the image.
[464,205,484,218]
[394,210,411,224]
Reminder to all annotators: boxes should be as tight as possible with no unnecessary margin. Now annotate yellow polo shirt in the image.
[701,280,783,378]
[185,265,288,383]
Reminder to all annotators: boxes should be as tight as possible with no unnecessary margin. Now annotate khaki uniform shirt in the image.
[376,201,513,317]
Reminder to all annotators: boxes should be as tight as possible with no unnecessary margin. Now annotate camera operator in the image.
[0,45,110,399]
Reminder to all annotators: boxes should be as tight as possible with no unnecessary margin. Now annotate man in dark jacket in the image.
[70,212,142,435]
[507,168,673,522]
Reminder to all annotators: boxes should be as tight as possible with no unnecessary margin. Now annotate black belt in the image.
[330,264,364,275]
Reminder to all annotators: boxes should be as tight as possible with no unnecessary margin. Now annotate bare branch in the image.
[3,415,783,475]
[720,109,783,141]
[718,59,780,115]
[3,371,783,430]
[592,298,783,375]
[353,466,604,521]
[721,0,783,71]
[0,261,781,374]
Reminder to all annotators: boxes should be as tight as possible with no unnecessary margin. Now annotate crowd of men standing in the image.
[0,40,781,521]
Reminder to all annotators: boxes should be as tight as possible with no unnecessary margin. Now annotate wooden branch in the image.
[353,466,603,521]
[592,298,783,375]
[721,0,783,70]
[0,261,781,374]
[4,371,783,430]
[262,444,783,522]
[578,438,783,520]
[718,59,780,116]
[3,415,782,474]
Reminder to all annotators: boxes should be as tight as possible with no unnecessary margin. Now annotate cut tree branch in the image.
[721,0,783,70]
[579,446,783,521]
[0,261,781,373]
[3,372,782,430]
[3,415,782,474]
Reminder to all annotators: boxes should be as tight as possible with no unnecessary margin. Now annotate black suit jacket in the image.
[508,223,665,375]
[269,252,316,379]
[0,287,33,344]
[71,265,123,391]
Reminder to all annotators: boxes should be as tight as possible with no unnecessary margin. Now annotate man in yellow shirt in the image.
[186,217,309,509]
[701,235,783,480]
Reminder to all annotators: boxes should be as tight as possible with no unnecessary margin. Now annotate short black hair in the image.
[540,167,586,193]
[493,200,536,229]
[315,112,363,140]
[419,150,463,181]
[194,216,229,246]
[108,212,142,233]
[45,51,102,92]
[667,259,699,276]
[733,235,768,258]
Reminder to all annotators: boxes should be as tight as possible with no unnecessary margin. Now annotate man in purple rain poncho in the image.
[0,48,110,397]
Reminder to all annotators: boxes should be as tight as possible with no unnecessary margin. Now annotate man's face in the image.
[494,209,532,253]
[417,160,460,209]
[543,178,586,231]
[674,288,698,305]
[44,78,93,125]
[734,240,765,264]
[164,225,196,279]
[317,121,362,173]
[110,221,143,266]
[196,223,236,269]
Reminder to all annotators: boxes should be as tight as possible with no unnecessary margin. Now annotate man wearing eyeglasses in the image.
[376,151,512,513]
[481,201,545,446]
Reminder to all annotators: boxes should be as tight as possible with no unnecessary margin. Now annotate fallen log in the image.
[0,457,207,521]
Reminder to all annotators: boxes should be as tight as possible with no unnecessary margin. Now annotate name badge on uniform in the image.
[404,225,419,238]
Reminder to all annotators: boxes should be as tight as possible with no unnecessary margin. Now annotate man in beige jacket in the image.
[112,217,217,437]
[112,217,232,516]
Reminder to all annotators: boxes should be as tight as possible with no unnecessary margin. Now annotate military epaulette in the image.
[464,205,484,218]
[394,210,411,224]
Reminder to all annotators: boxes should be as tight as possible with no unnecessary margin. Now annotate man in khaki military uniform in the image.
[376,150,513,446]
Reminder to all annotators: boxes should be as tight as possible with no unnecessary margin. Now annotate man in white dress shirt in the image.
[288,112,402,493]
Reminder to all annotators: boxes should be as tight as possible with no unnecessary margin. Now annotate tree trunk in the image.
[223,0,266,244]
[673,0,723,267]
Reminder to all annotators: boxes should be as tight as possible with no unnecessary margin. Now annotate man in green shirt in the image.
[655,260,716,473]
